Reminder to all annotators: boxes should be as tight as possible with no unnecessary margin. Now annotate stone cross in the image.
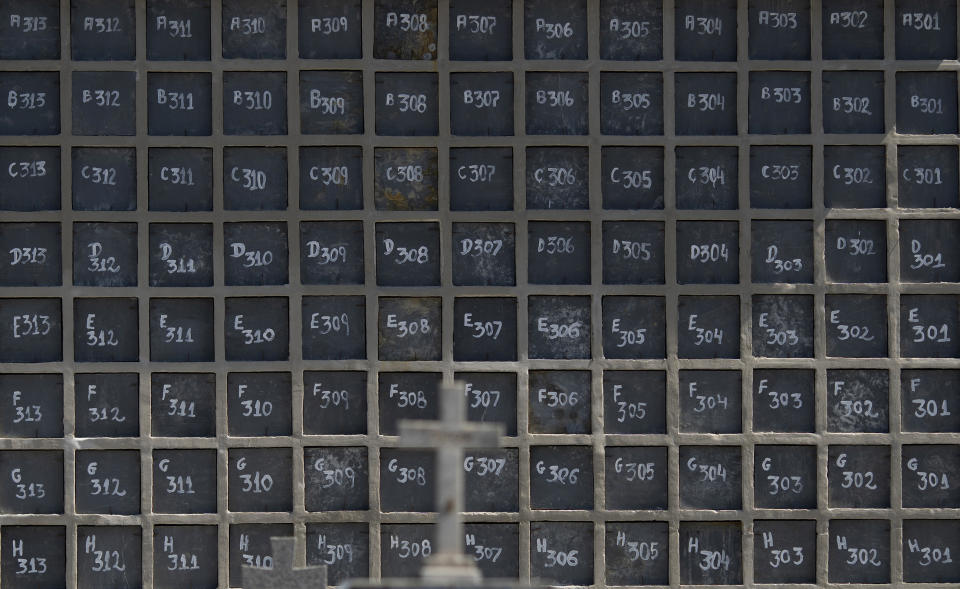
[398,380,504,581]
[242,537,327,589]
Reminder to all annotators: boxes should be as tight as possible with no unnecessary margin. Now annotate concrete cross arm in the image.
[397,419,504,448]
[242,537,327,589]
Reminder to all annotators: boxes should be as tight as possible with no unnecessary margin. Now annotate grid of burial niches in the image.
[2,0,960,588]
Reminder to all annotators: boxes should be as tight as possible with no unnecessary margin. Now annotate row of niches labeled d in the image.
[2,0,957,62]
[3,368,960,439]
[2,219,959,287]
[2,70,958,136]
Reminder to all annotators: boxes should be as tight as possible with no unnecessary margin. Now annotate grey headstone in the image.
[453,297,517,362]
[299,0,362,59]
[223,71,287,135]
[679,370,741,434]
[449,0,512,60]
[149,298,215,362]
[373,0,438,60]
[303,371,368,435]
[601,146,664,209]
[150,372,216,437]
[152,449,217,513]
[74,373,139,437]
[224,297,289,361]
[221,0,286,59]
[227,372,292,436]
[828,520,889,584]
[525,72,589,135]
[527,221,590,284]
[228,448,292,512]
[679,446,742,510]
[748,71,810,134]
[375,73,439,135]
[828,444,890,508]
[602,221,665,284]
[75,450,140,514]
[76,526,140,589]
[450,72,514,136]
[302,296,366,360]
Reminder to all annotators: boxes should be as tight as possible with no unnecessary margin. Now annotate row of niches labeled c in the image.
[4,144,959,212]
[3,0,957,62]
[3,294,960,362]
[3,70,958,136]
[1,519,957,587]
[2,219,958,287]
[3,368,959,439]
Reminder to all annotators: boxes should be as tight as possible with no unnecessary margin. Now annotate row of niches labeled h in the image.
[1,519,958,586]
[2,69,959,136]
[4,143,960,212]
[4,0,958,62]
[4,293,960,362]
[2,218,959,287]
[3,367,960,438]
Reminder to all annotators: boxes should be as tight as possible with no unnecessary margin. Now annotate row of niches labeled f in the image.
[3,367,960,439]
[4,293,960,362]
[4,144,960,212]
[2,219,958,287]
[4,0,958,62]
[1,519,957,587]
[3,70,959,137]
[1,444,959,517]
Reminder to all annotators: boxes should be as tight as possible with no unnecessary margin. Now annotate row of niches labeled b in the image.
[4,0,957,62]
[3,144,960,212]
[4,368,959,439]
[2,219,958,287]
[4,294,960,363]
[0,519,958,587]
[3,70,958,136]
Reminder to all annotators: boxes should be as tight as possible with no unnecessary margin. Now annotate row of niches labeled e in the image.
[5,144,960,212]
[1,519,958,587]
[3,70,959,137]
[4,0,958,62]
[4,294,960,362]
[3,368,959,438]
[2,219,958,287]
[2,444,959,516]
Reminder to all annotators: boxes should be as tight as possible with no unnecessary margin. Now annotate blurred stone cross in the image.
[398,380,504,581]
[242,537,326,589]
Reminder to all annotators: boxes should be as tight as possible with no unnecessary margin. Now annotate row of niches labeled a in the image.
[3,70,959,136]
[5,293,960,362]
[4,144,960,212]
[2,444,959,516]
[1,519,958,587]
[4,0,958,62]
[3,368,960,438]
[2,219,959,286]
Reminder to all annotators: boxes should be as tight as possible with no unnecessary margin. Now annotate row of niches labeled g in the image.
[2,219,958,287]
[4,144,959,212]
[1,444,958,517]
[3,70,958,136]
[3,368,959,439]
[3,0,957,62]
[1,519,957,587]
[3,294,960,362]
